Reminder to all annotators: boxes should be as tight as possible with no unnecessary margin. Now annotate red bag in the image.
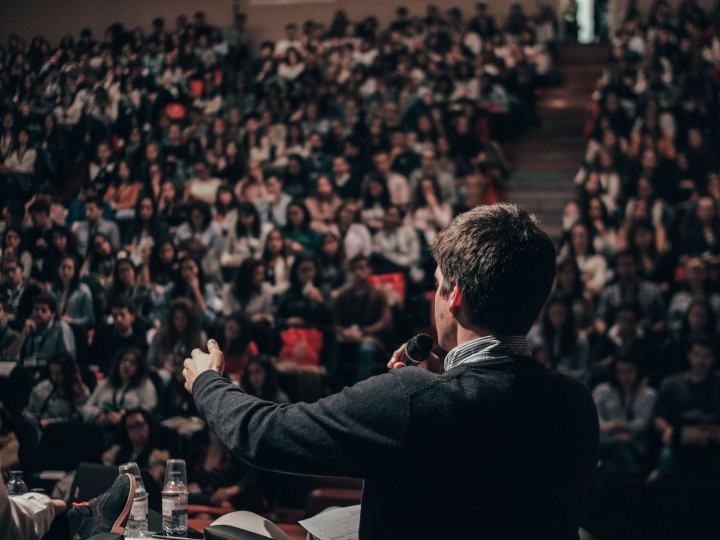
[278,327,324,366]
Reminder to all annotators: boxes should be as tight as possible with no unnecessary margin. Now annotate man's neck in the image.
[455,325,492,347]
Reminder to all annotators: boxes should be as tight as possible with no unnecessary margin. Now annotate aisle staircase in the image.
[506,44,607,242]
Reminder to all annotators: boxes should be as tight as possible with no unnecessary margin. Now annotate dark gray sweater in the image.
[193,356,598,539]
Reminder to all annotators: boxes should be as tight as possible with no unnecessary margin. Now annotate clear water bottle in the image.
[119,463,148,538]
[162,471,188,536]
[6,471,29,497]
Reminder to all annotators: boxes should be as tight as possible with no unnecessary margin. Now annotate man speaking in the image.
[183,204,599,539]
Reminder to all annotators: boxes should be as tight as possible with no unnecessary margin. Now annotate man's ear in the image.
[449,283,463,315]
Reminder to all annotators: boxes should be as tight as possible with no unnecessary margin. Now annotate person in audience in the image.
[334,254,392,384]
[51,255,95,329]
[527,294,589,382]
[175,200,224,255]
[553,258,595,331]
[72,197,121,258]
[6,293,76,374]
[593,354,657,472]
[595,251,665,335]
[372,205,424,285]
[276,254,332,328]
[560,222,609,297]
[102,408,169,485]
[240,356,289,403]
[331,201,372,260]
[23,353,89,429]
[282,201,321,255]
[153,256,219,325]
[109,258,152,321]
[187,429,263,511]
[667,257,720,334]
[83,347,157,427]
[317,232,346,291]
[217,312,259,381]
[406,178,453,245]
[305,174,343,233]
[260,229,293,296]
[80,232,118,293]
[653,338,720,477]
[220,202,271,277]
[1,226,32,279]
[222,258,275,324]
[89,299,148,373]
[0,254,44,331]
[149,298,206,383]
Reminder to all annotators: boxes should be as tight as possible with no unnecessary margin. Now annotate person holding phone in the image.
[183,204,599,540]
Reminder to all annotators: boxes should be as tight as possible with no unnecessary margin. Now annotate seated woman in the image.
[527,294,589,382]
[240,356,289,404]
[592,355,656,472]
[260,229,294,296]
[276,254,332,328]
[109,257,153,323]
[23,354,89,429]
[218,312,259,382]
[305,174,343,233]
[222,259,275,323]
[282,201,321,255]
[51,255,95,329]
[148,298,206,384]
[188,429,263,512]
[220,201,272,280]
[102,408,169,486]
[150,256,220,325]
[82,348,158,429]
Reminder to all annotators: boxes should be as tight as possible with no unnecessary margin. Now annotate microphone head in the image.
[406,333,433,363]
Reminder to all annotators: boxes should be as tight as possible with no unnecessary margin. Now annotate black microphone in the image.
[399,334,433,366]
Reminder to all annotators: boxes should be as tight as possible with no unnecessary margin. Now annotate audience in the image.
[8,1,720,532]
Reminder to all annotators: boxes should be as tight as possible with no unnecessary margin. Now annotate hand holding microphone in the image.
[388,334,444,374]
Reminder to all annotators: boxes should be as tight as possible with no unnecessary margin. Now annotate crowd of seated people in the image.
[527,2,720,534]
[0,2,556,516]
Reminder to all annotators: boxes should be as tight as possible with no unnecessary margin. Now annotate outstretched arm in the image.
[184,340,411,478]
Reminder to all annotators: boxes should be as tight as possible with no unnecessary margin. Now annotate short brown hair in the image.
[431,204,556,335]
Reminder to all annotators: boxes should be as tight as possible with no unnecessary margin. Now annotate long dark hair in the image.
[362,173,391,209]
[110,257,138,299]
[240,356,283,401]
[54,255,81,293]
[108,347,149,389]
[608,353,642,394]
[223,311,253,356]
[541,294,578,356]
[126,196,162,243]
[680,299,717,338]
[172,256,207,300]
[157,298,203,355]
[232,258,264,301]
[114,408,160,457]
[288,253,321,291]
[234,201,261,238]
[47,353,86,409]
[284,201,312,233]
[148,237,177,285]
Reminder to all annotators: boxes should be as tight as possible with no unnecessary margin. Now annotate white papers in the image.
[299,505,361,540]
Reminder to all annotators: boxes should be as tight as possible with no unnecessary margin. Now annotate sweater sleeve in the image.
[192,370,411,478]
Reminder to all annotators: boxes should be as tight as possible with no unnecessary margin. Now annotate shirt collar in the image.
[444,335,531,371]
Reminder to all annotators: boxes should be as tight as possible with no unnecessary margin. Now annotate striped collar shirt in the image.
[444,335,532,372]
